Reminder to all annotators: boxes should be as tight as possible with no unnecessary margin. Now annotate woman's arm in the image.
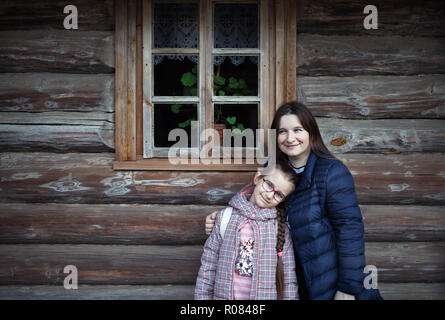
[325,161,366,297]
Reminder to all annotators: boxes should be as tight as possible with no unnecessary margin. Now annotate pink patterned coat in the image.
[194,186,299,300]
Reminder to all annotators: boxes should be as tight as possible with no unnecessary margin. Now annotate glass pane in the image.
[213,56,258,96]
[214,4,258,48]
[154,56,198,96]
[154,3,198,48]
[214,104,258,147]
[154,104,197,148]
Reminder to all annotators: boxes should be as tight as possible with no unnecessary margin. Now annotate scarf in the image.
[228,183,279,298]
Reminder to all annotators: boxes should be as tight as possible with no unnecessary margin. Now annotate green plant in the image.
[171,65,252,132]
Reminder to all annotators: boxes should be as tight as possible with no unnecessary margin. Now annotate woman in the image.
[205,101,383,300]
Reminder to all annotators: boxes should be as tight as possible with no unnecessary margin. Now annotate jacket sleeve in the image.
[283,227,299,300]
[194,209,224,300]
[325,161,366,296]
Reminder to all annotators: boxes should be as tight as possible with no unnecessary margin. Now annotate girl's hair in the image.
[270,101,336,162]
[270,159,299,300]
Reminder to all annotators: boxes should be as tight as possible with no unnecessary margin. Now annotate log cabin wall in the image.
[0,0,444,300]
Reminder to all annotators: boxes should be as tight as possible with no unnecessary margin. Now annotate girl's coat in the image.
[195,185,298,300]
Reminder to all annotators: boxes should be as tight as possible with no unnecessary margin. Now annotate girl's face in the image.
[250,168,295,209]
[277,114,311,162]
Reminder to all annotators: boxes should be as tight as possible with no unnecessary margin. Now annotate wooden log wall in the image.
[0,0,444,300]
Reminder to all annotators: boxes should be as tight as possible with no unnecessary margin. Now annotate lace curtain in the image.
[154,3,258,66]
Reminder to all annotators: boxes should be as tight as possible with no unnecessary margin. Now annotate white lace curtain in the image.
[153,3,258,66]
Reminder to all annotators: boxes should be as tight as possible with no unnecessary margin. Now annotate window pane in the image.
[214,104,258,147]
[154,104,197,148]
[154,3,198,48]
[214,4,258,48]
[213,56,258,96]
[154,56,198,96]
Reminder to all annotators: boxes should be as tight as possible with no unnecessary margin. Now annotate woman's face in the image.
[277,114,310,161]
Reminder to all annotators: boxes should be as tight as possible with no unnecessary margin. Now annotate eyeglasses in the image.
[262,178,286,202]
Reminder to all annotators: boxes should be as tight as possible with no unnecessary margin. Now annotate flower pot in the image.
[213,123,226,146]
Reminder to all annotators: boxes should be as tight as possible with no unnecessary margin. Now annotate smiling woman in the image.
[268,101,382,300]
[276,114,311,168]
[271,102,335,167]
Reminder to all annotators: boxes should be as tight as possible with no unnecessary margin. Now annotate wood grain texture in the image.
[115,0,130,161]
[0,244,203,285]
[0,285,195,300]
[0,0,114,31]
[285,0,297,101]
[0,203,443,244]
[297,0,445,37]
[378,283,445,300]
[0,283,444,299]
[360,205,445,242]
[0,124,114,152]
[336,153,445,205]
[296,35,445,76]
[0,31,114,73]
[0,242,443,284]
[274,0,286,107]
[126,0,137,161]
[297,75,445,119]
[0,73,114,113]
[1,0,444,37]
[317,118,445,154]
[1,117,444,153]
[0,203,218,245]
[1,152,444,205]
[365,242,445,283]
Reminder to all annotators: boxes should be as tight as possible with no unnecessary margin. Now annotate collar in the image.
[288,160,305,174]
[294,151,318,192]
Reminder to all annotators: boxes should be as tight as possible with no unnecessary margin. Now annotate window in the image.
[114,0,297,170]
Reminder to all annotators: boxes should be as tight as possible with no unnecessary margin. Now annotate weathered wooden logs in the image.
[297,75,445,119]
[0,31,114,73]
[0,242,443,284]
[297,35,445,76]
[1,152,444,205]
[0,203,443,244]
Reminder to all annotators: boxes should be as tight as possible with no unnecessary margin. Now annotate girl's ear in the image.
[253,171,263,185]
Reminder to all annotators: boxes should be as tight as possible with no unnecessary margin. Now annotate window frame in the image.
[113,0,297,171]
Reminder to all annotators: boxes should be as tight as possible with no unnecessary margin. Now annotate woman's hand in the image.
[334,290,355,300]
[205,211,217,235]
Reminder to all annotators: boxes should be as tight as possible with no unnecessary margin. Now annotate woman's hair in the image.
[270,102,334,298]
[270,101,335,162]
[271,159,299,300]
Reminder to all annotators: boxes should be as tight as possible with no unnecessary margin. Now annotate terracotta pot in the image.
[213,123,226,146]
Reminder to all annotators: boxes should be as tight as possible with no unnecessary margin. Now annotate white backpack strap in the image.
[220,206,233,239]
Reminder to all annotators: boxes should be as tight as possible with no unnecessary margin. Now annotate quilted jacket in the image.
[286,151,383,300]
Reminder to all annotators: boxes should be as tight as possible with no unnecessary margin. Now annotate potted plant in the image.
[171,65,251,134]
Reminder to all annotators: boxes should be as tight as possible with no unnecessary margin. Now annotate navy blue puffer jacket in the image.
[286,152,382,300]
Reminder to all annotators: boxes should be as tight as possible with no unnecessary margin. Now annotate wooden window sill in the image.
[113,157,265,171]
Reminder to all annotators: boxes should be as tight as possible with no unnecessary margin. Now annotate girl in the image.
[205,101,383,300]
[195,160,299,300]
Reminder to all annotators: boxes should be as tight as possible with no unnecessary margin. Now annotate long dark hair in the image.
[270,101,335,163]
